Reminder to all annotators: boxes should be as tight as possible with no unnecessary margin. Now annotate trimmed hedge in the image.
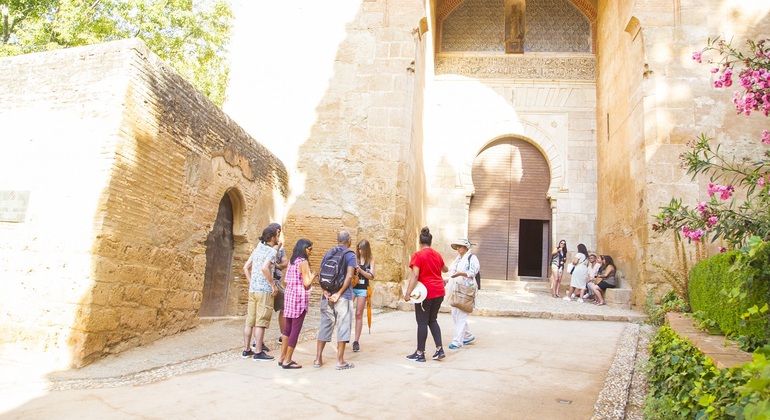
[688,251,770,350]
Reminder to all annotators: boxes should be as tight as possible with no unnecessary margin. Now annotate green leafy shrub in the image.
[735,347,770,419]
[733,238,770,351]
[689,246,770,351]
[645,326,726,419]
[645,291,690,327]
[689,251,739,332]
[645,326,770,419]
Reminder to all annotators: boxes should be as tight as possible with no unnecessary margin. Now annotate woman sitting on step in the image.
[588,255,617,306]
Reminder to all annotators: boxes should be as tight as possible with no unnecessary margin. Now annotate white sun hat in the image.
[451,238,472,250]
[402,281,428,304]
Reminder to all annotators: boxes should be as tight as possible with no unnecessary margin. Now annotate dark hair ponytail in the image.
[259,226,278,244]
[419,227,433,246]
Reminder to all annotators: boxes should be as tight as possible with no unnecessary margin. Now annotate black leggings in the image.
[414,296,443,352]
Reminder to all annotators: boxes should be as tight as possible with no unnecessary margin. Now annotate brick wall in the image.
[0,39,287,367]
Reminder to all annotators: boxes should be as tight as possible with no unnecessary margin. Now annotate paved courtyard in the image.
[1,285,649,419]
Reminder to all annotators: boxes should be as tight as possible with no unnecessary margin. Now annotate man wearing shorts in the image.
[242,226,279,361]
[313,231,357,370]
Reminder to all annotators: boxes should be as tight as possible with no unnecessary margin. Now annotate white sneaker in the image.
[577,298,584,303]
[563,296,571,301]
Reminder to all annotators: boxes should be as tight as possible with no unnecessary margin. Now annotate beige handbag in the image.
[449,279,476,313]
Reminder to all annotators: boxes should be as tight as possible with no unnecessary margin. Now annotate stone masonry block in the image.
[605,288,632,310]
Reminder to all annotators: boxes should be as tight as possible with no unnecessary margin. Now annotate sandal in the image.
[335,362,355,370]
[595,301,606,306]
[282,361,302,369]
[313,360,322,368]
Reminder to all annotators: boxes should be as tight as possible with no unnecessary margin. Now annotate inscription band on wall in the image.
[435,55,596,80]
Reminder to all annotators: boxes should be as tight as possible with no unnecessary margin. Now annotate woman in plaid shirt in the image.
[278,239,316,369]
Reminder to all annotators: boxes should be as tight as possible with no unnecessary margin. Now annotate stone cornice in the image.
[435,54,596,80]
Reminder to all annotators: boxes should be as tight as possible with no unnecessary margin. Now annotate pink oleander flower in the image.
[692,51,703,63]
[710,67,719,74]
[759,177,766,187]
[681,225,705,242]
[718,247,726,253]
[762,130,770,145]
[708,216,718,225]
[707,183,734,200]
[697,202,708,213]
[720,186,734,200]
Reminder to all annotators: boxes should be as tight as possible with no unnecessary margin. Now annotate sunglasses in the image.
[307,247,313,251]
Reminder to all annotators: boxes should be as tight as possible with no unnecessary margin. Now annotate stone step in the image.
[666,312,752,369]
[480,279,549,292]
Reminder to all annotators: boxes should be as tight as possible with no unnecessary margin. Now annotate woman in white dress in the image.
[447,238,479,349]
[564,243,590,303]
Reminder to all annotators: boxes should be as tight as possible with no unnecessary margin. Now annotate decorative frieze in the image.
[435,55,595,80]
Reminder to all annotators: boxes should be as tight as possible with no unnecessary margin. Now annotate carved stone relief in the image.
[435,55,595,80]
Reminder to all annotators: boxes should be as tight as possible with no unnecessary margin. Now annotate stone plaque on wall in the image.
[0,190,30,222]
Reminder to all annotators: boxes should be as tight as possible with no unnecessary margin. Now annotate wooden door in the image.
[200,194,234,316]
[469,138,551,280]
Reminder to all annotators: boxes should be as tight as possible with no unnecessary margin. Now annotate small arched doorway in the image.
[200,194,234,316]
[469,137,551,281]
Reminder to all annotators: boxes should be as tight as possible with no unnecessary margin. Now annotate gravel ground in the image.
[590,323,653,419]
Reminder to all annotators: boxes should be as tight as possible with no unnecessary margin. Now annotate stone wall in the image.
[220,0,770,308]
[596,0,770,304]
[0,39,287,368]
[251,0,427,305]
[422,0,599,273]
[425,74,598,264]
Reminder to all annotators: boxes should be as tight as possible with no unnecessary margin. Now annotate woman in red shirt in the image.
[403,227,448,362]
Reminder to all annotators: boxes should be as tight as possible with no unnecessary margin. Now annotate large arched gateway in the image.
[469,137,552,281]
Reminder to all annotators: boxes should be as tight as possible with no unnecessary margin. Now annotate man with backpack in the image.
[313,231,357,370]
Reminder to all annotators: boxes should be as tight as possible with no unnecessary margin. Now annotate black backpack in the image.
[469,252,481,290]
[319,246,354,294]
